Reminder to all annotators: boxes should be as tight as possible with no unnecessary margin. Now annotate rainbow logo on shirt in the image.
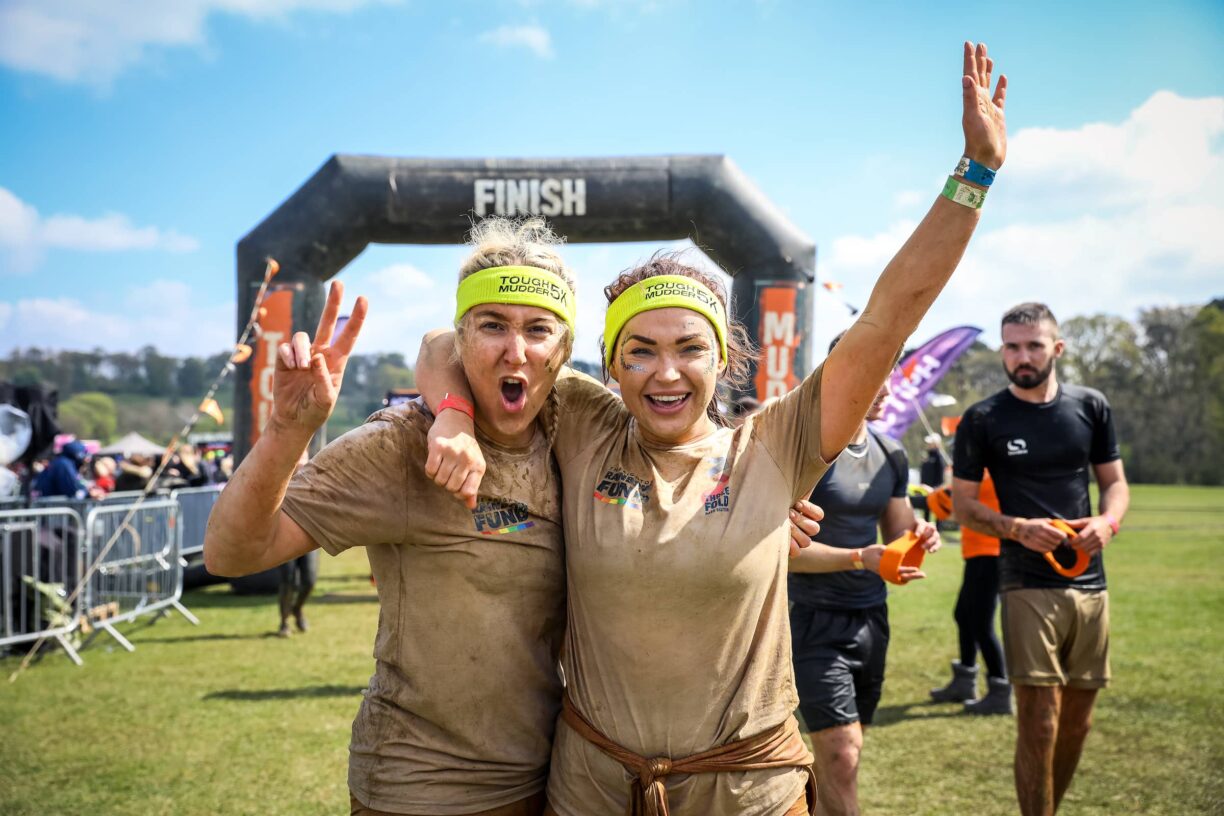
[471,498,535,536]
[593,467,652,511]
[702,457,732,514]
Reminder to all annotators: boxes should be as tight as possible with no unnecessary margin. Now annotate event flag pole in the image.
[9,258,281,683]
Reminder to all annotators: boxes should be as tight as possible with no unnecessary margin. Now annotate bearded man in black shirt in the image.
[951,303,1129,816]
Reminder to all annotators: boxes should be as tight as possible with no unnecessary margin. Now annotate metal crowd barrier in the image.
[171,485,223,559]
[0,491,204,665]
[81,498,199,653]
[0,507,86,666]
[32,489,168,514]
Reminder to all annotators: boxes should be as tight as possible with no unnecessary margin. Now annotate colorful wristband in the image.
[1104,513,1120,535]
[954,155,997,188]
[437,393,475,421]
[941,176,987,209]
[850,549,865,571]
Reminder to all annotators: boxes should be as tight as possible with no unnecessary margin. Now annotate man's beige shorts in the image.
[1001,588,1110,689]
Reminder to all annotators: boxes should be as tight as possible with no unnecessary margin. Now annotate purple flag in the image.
[870,325,982,440]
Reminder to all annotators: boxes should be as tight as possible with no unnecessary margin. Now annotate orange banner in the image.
[249,289,294,448]
[941,415,963,437]
[754,284,802,401]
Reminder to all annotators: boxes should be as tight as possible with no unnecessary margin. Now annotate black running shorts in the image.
[789,602,890,732]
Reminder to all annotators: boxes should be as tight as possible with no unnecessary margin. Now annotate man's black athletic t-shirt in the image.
[953,384,1120,591]
[788,430,908,610]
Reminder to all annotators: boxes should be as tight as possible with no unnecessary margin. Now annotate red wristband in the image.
[437,393,474,421]
[1104,513,1120,535]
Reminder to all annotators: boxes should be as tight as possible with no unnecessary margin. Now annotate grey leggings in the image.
[278,551,318,598]
[276,548,315,611]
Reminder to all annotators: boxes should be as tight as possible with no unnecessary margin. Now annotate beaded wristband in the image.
[941,176,987,209]
[954,155,997,188]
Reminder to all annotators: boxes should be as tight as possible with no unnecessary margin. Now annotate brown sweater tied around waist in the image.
[561,695,817,816]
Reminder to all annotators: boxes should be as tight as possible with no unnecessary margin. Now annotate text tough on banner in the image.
[249,288,295,448]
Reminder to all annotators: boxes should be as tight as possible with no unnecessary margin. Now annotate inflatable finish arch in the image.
[234,155,816,462]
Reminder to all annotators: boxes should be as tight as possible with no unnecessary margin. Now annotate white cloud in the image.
[0,187,198,274]
[0,187,41,272]
[1005,91,1224,207]
[40,213,199,253]
[2,264,441,359]
[0,0,394,86]
[477,24,553,59]
[814,91,1224,355]
[343,262,452,358]
[0,281,234,356]
[825,219,917,271]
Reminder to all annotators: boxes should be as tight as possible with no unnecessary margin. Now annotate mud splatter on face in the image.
[699,326,719,374]
[678,317,718,374]
[619,339,646,374]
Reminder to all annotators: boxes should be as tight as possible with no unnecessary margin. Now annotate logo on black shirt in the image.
[1007,438,1028,456]
[593,467,652,510]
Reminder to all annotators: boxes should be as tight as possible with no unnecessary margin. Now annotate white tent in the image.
[95,432,166,458]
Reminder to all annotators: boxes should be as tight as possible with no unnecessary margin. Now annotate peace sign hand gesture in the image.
[961,41,1008,170]
[271,280,369,434]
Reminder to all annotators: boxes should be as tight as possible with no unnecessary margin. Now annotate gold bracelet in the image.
[1008,516,1026,539]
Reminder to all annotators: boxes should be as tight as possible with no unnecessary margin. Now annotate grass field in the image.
[1,484,1221,815]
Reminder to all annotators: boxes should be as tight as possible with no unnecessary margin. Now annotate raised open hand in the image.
[271,280,368,434]
[962,41,1008,170]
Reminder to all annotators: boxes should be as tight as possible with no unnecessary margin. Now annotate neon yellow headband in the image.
[603,274,728,368]
[454,265,576,332]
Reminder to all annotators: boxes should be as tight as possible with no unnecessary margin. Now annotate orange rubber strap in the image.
[878,531,925,586]
[927,488,954,522]
[1043,518,1091,578]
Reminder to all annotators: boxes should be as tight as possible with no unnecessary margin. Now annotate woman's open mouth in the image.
[644,393,690,414]
[500,378,527,412]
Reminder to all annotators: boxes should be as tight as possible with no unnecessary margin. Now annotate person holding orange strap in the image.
[951,303,1129,816]
[928,472,1011,715]
[786,332,940,816]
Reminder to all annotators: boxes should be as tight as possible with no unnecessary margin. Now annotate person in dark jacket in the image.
[33,440,96,499]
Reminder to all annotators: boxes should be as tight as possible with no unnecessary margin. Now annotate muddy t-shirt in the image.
[281,404,565,815]
[545,367,829,816]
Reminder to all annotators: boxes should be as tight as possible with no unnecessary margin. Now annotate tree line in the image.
[0,347,415,445]
[4,300,1221,483]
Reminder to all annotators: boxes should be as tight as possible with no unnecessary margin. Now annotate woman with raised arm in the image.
[417,43,1007,815]
[204,218,579,816]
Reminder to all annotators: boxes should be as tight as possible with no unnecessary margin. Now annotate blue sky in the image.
[2,0,1222,365]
